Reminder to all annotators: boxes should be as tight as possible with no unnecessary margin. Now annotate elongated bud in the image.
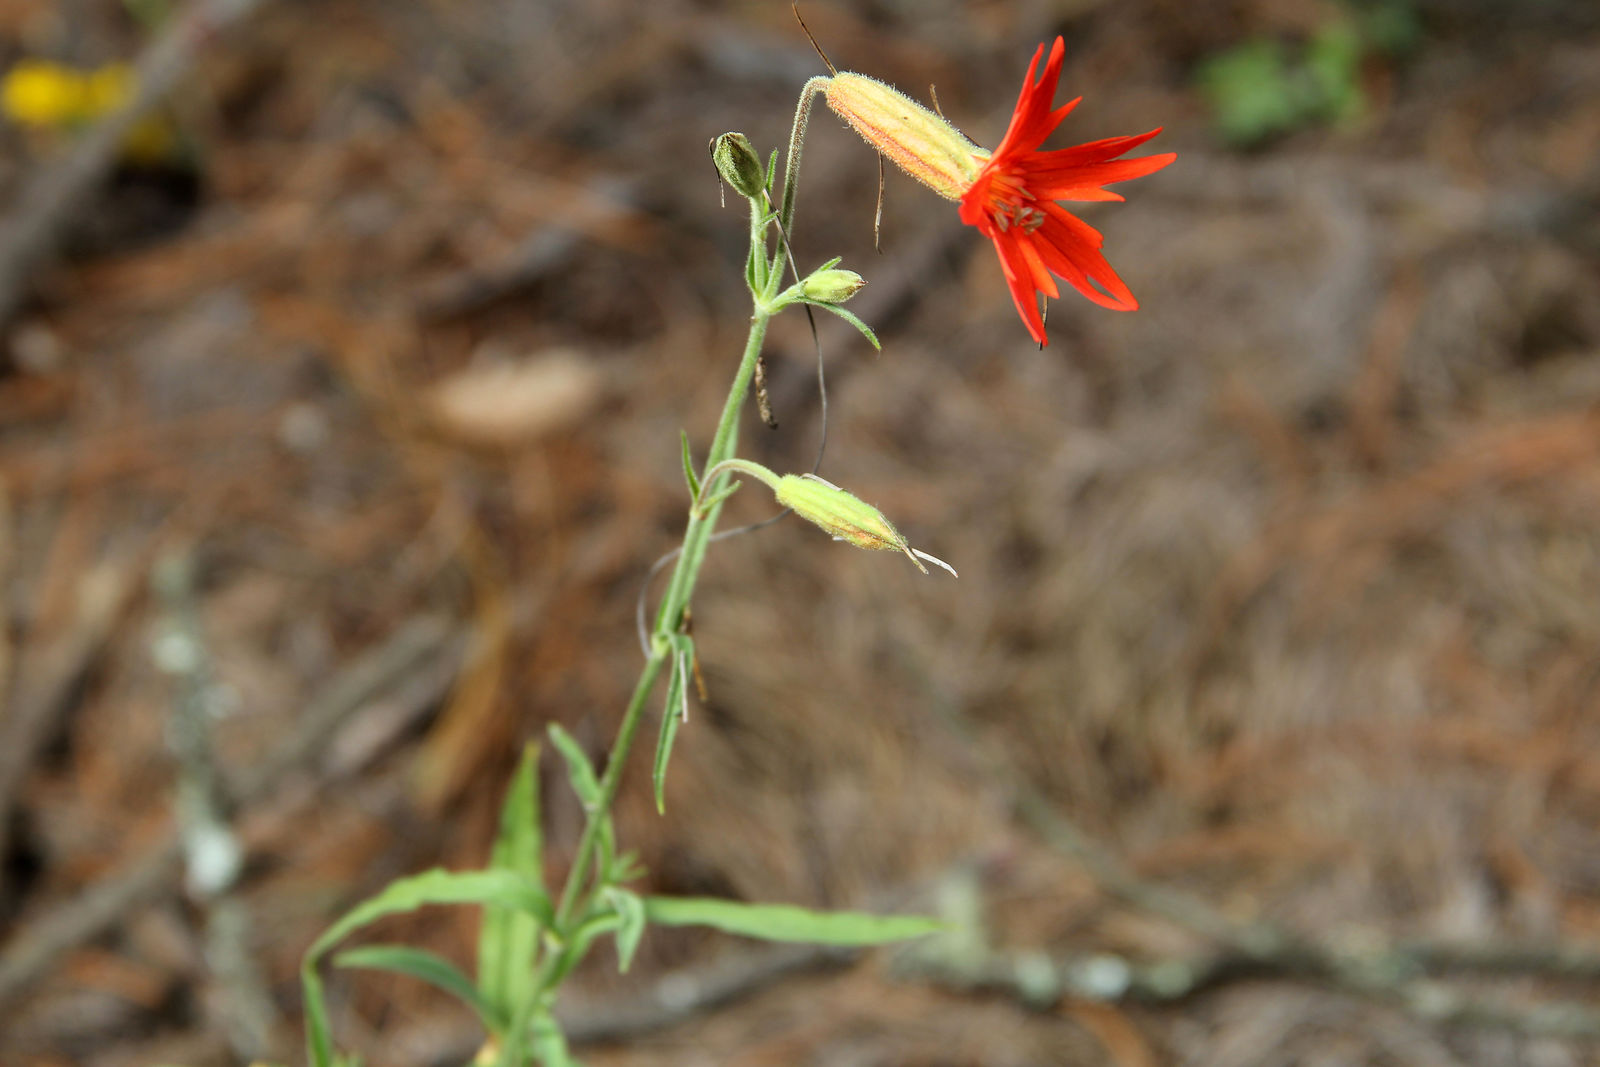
[775,473,955,576]
[709,131,766,200]
[800,268,865,304]
[822,73,984,201]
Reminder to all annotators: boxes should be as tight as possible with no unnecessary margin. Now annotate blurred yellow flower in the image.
[83,63,135,117]
[1,59,90,126]
[1,58,178,165]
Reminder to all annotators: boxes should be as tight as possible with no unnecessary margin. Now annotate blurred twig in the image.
[910,942,1600,1039]
[0,613,462,1006]
[152,550,276,1061]
[921,682,1600,1039]
[0,0,271,337]
[0,559,136,896]
[561,943,854,1046]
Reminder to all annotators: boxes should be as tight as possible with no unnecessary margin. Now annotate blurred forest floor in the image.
[2,0,1600,1064]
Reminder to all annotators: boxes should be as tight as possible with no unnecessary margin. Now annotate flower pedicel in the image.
[820,37,1174,345]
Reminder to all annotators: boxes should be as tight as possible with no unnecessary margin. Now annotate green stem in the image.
[563,306,768,920]
[652,309,769,637]
[503,98,818,1059]
[503,307,773,1064]
[697,458,782,504]
[552,655,668,926]
[779,77,828,244]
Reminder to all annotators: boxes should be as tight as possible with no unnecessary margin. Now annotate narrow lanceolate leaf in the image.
[549,912,623,987]
[695,479,741,517]
[805,300,881,350]
[643,897,945,945]
[547,723,601,808]
[745,238,760,296]
[335,945,500,1029]
[478,743,543,1027]
[679,430,702,502]
[310,869,553,961]
[652,640,691,814]
[608,887,648,973]
[530,1013,577,1067]
[302,869,552,1067]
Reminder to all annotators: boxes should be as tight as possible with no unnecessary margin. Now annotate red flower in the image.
[957,37,1175,345]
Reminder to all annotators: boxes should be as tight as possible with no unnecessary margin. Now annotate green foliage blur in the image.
[1198,0,1421,147]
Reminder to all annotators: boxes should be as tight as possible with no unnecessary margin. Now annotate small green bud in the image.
[709,132,766,201]
[799,268,866,304]
[774,473,955,576]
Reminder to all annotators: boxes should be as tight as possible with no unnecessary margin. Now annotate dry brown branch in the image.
[0,614,463,1007]
[910,942,1600,1039]
[922,678,1600,1041]
[0,559,137,893]
[0,0,272,336]
[560,943,854,1046]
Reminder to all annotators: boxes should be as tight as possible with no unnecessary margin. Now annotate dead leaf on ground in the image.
[424,349,606,448]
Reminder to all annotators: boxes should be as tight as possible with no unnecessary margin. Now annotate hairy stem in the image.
[779,77,828,246]
[503,304,773,1063]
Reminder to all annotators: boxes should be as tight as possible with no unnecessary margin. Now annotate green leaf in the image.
[679,431,702,502]
[804,300,881,350]
[610,849,647,886]
[479,744,544,1027]
[301,869,552,1067]
[546,724,600,809]
[643,897,944,945]
[652,638,691,814]
[608,888,647,973]
[303,964,338,1067]
[694,479,742,517]
[335,945,499,1028]
[310,869,553,961]
[1306,21,1365,124]
[549,912,623,987]
[766,147,779,192]
[1197,39,1302,146]
[530,1014,578,1067]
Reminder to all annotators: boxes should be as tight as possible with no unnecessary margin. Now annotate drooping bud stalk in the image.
[709,131,767,201]
[821,73,984,202]
[774,473,956,576]
[696,461,956,576]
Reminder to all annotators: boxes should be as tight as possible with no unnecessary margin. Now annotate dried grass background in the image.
[2,0,1600,1064]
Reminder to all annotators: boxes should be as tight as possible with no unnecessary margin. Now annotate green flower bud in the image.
[709,132,766,201]
[799,268,866,304]
[774,473,955,576]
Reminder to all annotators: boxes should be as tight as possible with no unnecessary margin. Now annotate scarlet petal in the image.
[1028,128,1167,169]
[991,233,1049,345]
[958,36,1169,341]
[1026,152,1177,199]
[1033,213,1138,311]
[993,39,1069,158]
[1015,236,1061,301]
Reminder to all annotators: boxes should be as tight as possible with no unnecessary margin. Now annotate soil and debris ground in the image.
[2,1,1600,1064]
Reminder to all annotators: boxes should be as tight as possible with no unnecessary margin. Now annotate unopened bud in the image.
[709,132,766,200]
[800,268,866,304]
[774,473,955,576]
[822,73,984,202]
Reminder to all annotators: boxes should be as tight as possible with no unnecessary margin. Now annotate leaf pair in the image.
[652,631,695,814]
[301,866,553,1067]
